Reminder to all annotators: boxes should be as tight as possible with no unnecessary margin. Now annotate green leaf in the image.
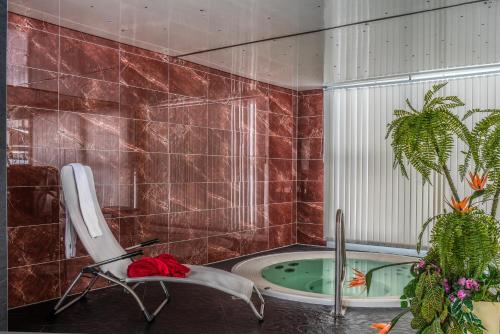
[432,317,445,334]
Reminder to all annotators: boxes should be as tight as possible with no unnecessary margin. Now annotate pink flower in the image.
[417,260,425,269]
[457,290,467,300]
[449,295,456,302]
[465,279,480,291]
[443,279,450,294]
[457,277,466,286]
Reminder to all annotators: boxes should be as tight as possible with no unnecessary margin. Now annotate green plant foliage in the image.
[407,268,446,330]
[430,210,499,277]
[461,109,500,216]
[386,83,469,192]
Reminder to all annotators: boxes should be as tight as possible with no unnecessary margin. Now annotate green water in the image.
[261,258,413,297]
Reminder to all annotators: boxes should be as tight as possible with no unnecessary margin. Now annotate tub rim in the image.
[231,250,417,307]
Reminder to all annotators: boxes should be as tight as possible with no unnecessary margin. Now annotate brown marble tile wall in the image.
[296,90,325,246]
[6,13,297,308]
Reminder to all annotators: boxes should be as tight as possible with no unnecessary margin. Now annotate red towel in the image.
[127,254,190,278]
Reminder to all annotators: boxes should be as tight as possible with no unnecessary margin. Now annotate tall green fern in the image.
[386,82,470,199]
[461,109,500,216]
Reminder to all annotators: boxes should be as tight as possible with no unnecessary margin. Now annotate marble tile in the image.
[297,223,325,246]
[8,13,58,34]
[119,183,169,216]
[169,183,207,213]
[207,102,232,130]
[169,239,208,265]
[297,202,323,225]
[8,262,60,308]
[8,224,59,267]
[169,154,207,183]
[298,116,323,138]
[169,64,208,98]
[7,164,59,187]
[59,112,119,151]
[119,119,169,153]
[269,136,292,159]
[268,202,293,226]
[7,106,59,149]
[120,51,169,92]
[268,113,293,137]
[240,228,269,255]
[207,73,239,102]
[119,214,168,248]
[297,159,324,181]
[7,66,58,109]
[169,124,207,155]
[119,151,169,184]
[59,74,119,117]
[207,129,231,156]
[208,233,240,263]
[168,96,207,127]
[119,85,169,121]
[240,81,269,111]
[298,92,323,117]
[269,224,292,249]
[269,89,293,116]
[297,180,323,203]
[207,183,233,209]
[7,186,59,227]
[7,20,58,71]
[268,159,293,181]
[169,211,208,242]
[59,36,119,82]
[207,208,235,236]
[207,156,231,182]
[268,181,293,204]
[297,138,323,160]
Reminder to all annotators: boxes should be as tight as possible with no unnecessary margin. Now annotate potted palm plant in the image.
[349,83,499,334]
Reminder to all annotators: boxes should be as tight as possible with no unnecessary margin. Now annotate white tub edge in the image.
[232,251,417,308]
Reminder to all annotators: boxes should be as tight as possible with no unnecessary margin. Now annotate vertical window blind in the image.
[324,74,500,248]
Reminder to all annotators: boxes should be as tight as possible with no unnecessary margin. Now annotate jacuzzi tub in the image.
[232,251,417,307]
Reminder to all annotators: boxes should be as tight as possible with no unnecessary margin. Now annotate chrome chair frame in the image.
[54,240,265,322]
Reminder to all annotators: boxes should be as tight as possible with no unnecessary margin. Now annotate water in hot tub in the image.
[261,258,413,297]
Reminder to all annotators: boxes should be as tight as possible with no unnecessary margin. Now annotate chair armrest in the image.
[85,250,144,270]
[125,238,160,251]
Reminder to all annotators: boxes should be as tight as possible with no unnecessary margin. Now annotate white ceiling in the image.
[8,0,481,90]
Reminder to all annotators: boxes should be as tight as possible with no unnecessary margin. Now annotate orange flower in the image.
[449,196,474,213]
[371,322,392,334]
[467,172,488,191]
[348,268,366,288]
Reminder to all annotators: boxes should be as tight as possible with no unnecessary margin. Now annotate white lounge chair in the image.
[54,164,265,322]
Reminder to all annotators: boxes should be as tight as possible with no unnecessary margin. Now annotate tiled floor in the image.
[8,245,415,333]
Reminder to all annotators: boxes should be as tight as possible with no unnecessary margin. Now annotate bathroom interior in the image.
[0,0,499,333]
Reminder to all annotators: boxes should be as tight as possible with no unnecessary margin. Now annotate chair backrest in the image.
[61,165,131,279]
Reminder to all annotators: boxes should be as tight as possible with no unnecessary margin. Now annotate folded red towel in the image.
[127,253,190,278]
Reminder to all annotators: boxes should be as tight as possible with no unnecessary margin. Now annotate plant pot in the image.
[473,301,500,334]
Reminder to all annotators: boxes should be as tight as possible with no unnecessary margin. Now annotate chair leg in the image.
[54,272,99,315]
[248,285,265,321]
[97,273,170,322]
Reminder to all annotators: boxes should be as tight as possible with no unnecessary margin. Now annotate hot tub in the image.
[231,251,416,307]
